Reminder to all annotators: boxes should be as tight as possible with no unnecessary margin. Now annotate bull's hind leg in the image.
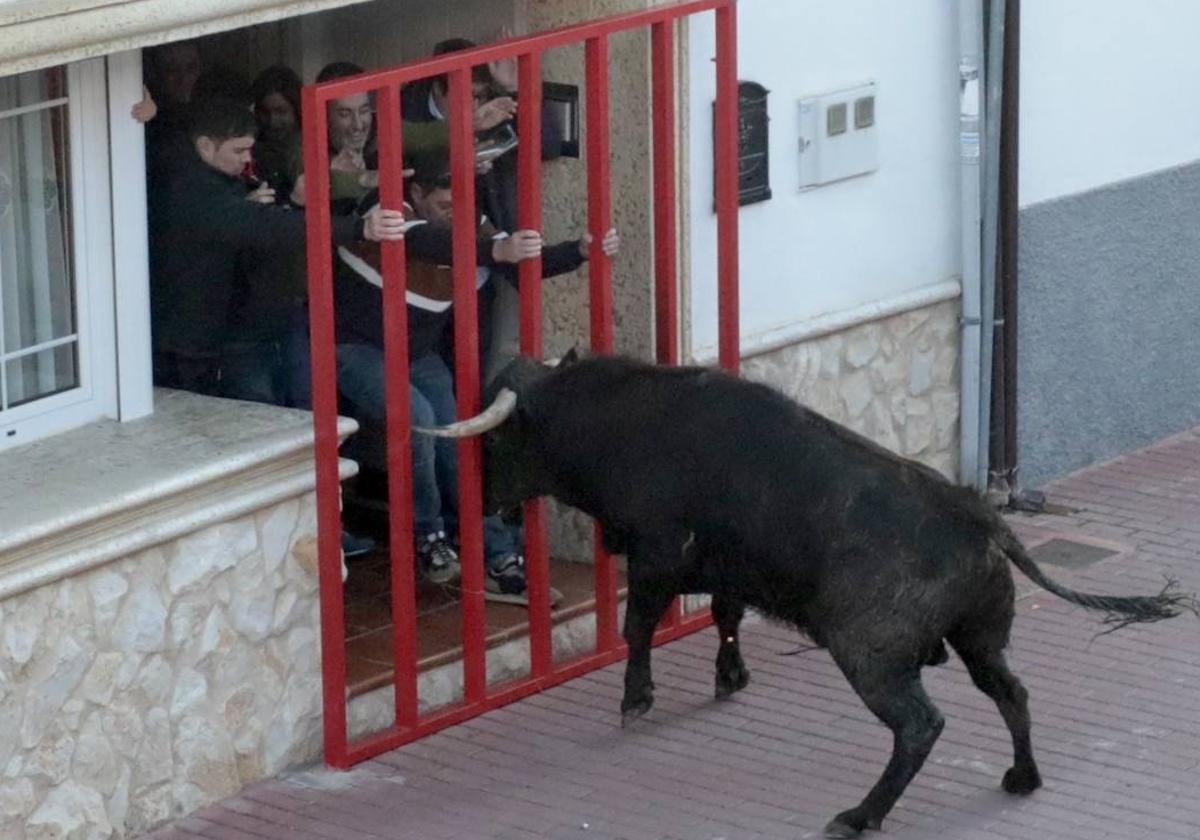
[948,628,1041,794]
[620,583,675,725]
[824,645,945,838]
[712,593,750,699]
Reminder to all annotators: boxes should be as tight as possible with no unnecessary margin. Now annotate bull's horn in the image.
[412,388,518,438]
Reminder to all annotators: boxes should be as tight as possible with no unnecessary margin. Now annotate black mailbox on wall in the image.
[713,80,771,208]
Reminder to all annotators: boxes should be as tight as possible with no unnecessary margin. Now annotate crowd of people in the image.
[141,36,619,606]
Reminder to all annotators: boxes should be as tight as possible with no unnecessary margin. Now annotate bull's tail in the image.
[995,530,1199,631]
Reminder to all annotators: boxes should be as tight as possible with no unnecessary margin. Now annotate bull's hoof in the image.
[1002,764,1042,795]
[620,685,654,727]
[714,663,750,700]
[620,698,653,727]
[926,641,950,667]
[823,808,880,839]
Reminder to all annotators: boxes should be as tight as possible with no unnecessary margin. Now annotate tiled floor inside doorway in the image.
[342,549,624,696]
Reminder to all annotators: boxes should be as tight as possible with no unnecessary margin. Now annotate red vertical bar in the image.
[375,83,420,728]
[302,84,349,767]
[585,36,615,350]
[652,21,679,367]
[714,3,740,373]
[449,67,487,703]
[517,52,545,358]
[516,50,553,679]
[651,20,683,630]
[585,34,620,652]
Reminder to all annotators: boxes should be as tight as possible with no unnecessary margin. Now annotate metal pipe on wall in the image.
[957,0,984,487]
[977,0,1006,490]
[992,0,1022,495]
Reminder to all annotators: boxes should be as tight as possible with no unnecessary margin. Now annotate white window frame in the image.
[106,50,154,421]
[0,53,155,451]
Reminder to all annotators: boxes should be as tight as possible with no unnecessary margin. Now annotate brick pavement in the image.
[146,427,1200,840]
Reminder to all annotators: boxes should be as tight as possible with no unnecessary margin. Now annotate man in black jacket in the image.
[149,97,406,401]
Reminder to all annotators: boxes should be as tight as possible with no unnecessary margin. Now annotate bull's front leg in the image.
[620,582,676,726]
[712,593,750,699]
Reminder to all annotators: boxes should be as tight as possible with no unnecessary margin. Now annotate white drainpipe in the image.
[959,0,1007,490]
[958,0,984,487]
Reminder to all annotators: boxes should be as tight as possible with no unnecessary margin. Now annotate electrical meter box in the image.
[798,81,878,190]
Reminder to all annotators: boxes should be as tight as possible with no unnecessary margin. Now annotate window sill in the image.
[0,388,356,600]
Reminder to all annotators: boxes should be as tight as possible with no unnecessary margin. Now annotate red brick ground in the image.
[145,427,1200,840]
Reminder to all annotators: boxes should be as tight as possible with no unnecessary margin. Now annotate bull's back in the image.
[535,358,1001,581]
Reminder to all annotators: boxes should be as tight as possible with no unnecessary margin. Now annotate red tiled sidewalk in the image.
[147,428,1200,840]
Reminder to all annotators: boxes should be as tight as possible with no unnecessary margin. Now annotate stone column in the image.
[524,0,663,361]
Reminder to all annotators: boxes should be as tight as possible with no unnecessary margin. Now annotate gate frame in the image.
[302,0,740,768]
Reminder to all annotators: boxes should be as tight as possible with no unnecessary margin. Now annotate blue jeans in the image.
[334,344,519,560]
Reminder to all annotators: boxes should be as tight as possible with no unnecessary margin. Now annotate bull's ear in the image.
[557,347,580,368]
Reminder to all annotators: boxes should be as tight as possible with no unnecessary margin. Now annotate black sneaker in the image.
[484,554,565,606]
[484,553,528,604]
[341,530,376,558]
[416,531,461,584]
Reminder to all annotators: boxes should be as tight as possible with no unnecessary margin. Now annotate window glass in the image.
[0,66,78,410]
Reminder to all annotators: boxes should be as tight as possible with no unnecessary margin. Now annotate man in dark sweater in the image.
[334,151,617,603]
[149,97,406,402]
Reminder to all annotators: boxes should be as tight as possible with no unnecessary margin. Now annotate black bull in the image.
[420,354,1196,838]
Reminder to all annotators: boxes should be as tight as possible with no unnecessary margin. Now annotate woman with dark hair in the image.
[250,65,304,201]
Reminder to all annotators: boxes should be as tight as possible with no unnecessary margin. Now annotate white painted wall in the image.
[1020,0,1200,207]
[686,0,960,359]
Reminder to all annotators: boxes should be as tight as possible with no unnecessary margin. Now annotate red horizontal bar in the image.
[338,604,710,765]
[311,0,733,102]
[340,645,630,764]
[653,609,713,645]
[660,597,682,630]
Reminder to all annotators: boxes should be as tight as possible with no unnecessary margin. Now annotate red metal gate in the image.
[302,0,739,767]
